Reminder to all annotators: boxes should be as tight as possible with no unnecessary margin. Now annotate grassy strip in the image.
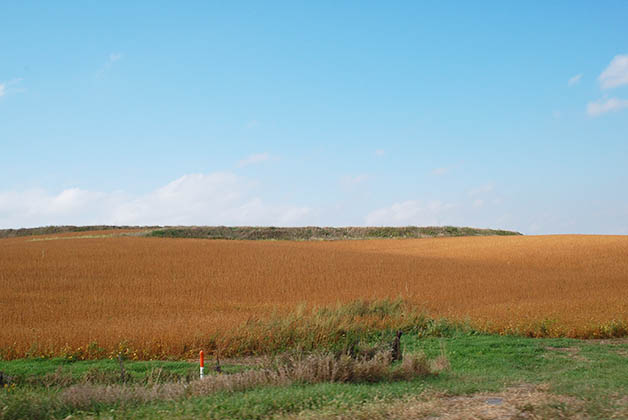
[27,234,119,242]
[1,335,626,419]
[0,359,248,387]
[148,225,521,240]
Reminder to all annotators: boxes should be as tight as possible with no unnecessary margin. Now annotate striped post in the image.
[199,350,205,379]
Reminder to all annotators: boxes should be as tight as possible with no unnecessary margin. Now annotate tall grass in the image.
[58,349,444,410]
[211,300,433,356]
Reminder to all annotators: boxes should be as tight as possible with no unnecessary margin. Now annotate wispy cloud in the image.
[586,97,628,116]
[467,184,494,197]
[568,73,582,87]
[582,55,628,117]
[0,78,24,98]
[365,200,455,226]
[599,54,628,89]
[340,174,369,187]
[0,173,311,228]
[374,149,385,157]
[237,152,273,168]
[431,167,450,176]
[96,52,123,77]
[245,119,260,129]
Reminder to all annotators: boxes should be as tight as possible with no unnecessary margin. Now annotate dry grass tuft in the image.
[59,350,442,410]
[60,382,186,410]
[394,353,431,379]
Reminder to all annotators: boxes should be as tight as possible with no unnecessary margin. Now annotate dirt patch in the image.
[591,338,628,345]
[544,346,589,362]
[584,338,628,357]
[277,384,592,419]
[613,349,628,358]
[612,396,628,419]
[389,384,586,420]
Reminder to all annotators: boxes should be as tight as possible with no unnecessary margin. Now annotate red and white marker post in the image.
[199,350,205,379]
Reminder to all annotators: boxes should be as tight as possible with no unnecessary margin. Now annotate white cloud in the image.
[0,173,311,228]
[568,73,582,87]
[237,152,273,168]
[109,53,122,62]
[0,83,5,97]
[599,54,628,89]
[586,97,628,116]
[375,149,385,156]
[365,200,455,226]
[431,167,450,176]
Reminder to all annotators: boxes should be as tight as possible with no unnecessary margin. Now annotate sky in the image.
[1,1,627,234]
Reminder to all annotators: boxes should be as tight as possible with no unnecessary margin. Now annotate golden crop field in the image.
[1,232,627,359]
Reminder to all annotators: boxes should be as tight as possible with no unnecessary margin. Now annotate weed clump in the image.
[210,299,441,357]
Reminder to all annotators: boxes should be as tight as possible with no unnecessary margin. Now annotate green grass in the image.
[105,381,434,419]
[2,334,626,419]
[407,335,628,395]
[0,358,248,386]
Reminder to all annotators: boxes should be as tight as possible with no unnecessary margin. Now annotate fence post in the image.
[200,350,204,379]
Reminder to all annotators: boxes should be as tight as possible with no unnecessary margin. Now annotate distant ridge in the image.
[0,225,521,240]
[148,226,521,240]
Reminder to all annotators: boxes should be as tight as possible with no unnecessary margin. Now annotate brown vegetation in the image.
[59,350,441,411]
[1,233,627,359]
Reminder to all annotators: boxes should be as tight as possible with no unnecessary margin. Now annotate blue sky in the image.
[1,1,627,233]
